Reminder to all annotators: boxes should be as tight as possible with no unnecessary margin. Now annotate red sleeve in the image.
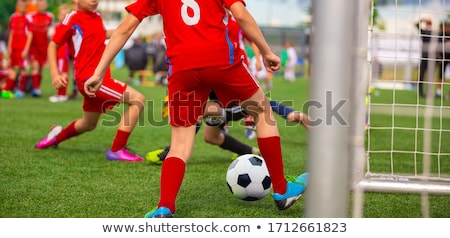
[224,0,246,9]
[52,23,72,46]
[125,0,158,22]
[8,15,14,30]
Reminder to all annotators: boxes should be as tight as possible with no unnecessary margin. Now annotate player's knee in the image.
[85,123,97,132]
[203,134,214,145]
[129,92,145,110]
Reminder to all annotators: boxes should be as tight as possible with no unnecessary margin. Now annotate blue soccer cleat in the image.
[144,206,174,218]
[272,172,309,210]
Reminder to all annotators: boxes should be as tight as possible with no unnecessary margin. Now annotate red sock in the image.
[4,77,16,91]
[31,74,41,90]
[55,121,81,143]
[257,136,287,194]
[57,87,67,96]
[244,115,254,126]
[158,157,186,214]
[110,130,130,152]
[18,75,28,92]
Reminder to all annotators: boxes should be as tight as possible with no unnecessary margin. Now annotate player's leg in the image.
[35,111,101,149]
[49,58,69,102]
[1,65,18,99]
[145,69,208,218]
[105,84,145,162]
[269,100,310,130]
[14,67,29,98]
[242,89,308,210]
[203,101,259,158]
[29,50,44,97]
[146,121,203,164]
[145,125,197,218]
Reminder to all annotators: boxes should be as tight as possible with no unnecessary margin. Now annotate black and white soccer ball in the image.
[226,154,272,201]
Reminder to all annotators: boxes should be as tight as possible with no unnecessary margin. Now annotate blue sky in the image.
[245,0,310,27]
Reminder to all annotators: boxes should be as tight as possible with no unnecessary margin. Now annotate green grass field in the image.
[1,66,449,218]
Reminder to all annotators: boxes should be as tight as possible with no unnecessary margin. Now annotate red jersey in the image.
[228,15,249,65]
[54,23,69,60]
[52,10,109,81]
[28,12,54,47]
[125,0,245,72]
[8,13,30,50]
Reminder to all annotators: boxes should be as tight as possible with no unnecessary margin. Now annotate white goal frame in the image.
[306,0,450,218]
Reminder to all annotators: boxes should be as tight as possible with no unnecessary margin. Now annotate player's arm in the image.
[7,30,12,56]
[47,40,68,89]
[250,42,262,72]
[85,13,140,97]
[229,1,280,72]
[22,31,33,59]
[105,29,115,39]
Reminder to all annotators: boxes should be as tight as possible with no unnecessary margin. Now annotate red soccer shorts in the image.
[168,60,259,127]
[8,49,27,68]
[77,74,127,113]
[29,46,48,66]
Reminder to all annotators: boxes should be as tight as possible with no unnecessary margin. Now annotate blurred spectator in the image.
[124,35,148,85]
[438,21,450,99]
[415,18,435,98]
[150,32,167,85]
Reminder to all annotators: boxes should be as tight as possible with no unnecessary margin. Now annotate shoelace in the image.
[285,175,306,186]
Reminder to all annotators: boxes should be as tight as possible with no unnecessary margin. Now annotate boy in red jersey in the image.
[35,0,146,162]
[16,0,54,98]
[1,0,32,99]
[48,3,71,103]
[85,0,309,217]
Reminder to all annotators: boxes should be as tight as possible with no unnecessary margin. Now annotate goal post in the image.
[306,0,450,218]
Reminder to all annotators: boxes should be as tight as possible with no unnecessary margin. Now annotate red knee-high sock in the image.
[18,75,28,92]
[31,74,41,90]
[257,136,287,195]
[110,130,130,152]
[57,87,67,96]
[55,121,81,143]
[158,157,186,214]
[4,77,16,91]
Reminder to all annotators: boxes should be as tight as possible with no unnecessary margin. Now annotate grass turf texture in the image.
[0,67,449,218]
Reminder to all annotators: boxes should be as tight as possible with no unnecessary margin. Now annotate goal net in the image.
[354,0,450,215]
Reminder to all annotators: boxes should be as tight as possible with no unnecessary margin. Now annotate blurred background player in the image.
[0,32,8,88]
[15,0,54,98]
[35,0,146,162]
[67,0,79,99]
[283,41,298,82]
[1,0,32,99]
[48,3,70,102]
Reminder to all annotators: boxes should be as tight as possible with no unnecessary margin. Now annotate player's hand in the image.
[255,58,262,72]
[51,74,68,89]
[21,50,28,60]
[84,75,103,98]
[262,52,281,73]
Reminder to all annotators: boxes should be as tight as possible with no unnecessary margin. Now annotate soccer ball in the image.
[226,154,272,201]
